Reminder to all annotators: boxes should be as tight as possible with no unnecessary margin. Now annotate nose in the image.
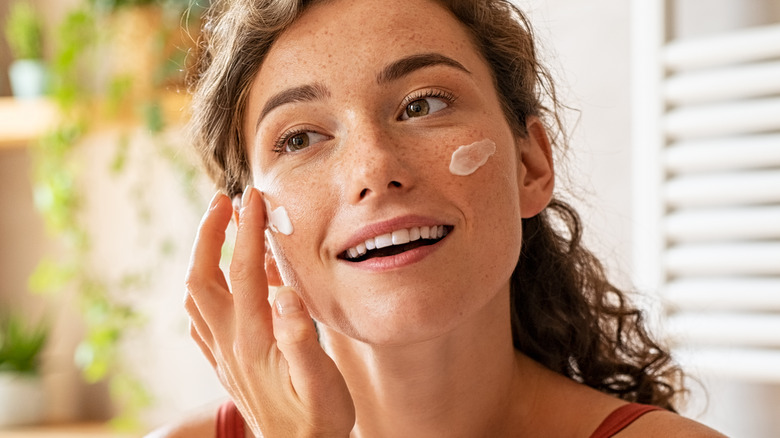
[341,124,414,204]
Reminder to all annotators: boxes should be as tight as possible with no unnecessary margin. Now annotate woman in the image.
[155,0,725,436]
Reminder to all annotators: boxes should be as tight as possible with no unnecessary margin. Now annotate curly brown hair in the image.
[187,0,685,411]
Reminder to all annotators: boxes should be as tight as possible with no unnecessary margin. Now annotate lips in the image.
[340,225,451,262]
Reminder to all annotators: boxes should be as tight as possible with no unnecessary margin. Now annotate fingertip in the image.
[272,287,317,348]
[274,286,304,317]
[241,184,254,210]
[209,191,230,210]
[236,186,269,230]
[209,190,222,207]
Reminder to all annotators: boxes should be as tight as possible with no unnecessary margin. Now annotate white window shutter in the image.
[631,0,780,383]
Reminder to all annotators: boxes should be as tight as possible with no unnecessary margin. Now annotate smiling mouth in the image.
[340,225,452,262]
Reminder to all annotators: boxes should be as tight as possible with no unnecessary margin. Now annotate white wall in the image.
[513,0,635,290]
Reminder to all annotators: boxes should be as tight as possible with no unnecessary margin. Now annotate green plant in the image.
[3,1,45,60]
[27,0,205,431]
[0,313,48,375]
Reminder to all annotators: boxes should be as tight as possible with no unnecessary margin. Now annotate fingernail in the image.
[275,287,303,316]
[209,191,222,208]
[241,185,254,209]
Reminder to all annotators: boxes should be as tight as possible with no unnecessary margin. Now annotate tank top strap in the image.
[216,400,245,438]
[589,403,664,438]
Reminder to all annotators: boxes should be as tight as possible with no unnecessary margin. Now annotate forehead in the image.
[253,0,483,90]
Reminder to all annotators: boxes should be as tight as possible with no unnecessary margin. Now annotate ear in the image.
[517,116,555,218]
[264,236,284,287]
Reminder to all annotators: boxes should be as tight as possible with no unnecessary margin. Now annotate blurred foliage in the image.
[89,0,194,12]
[3,1,45,59]
[27,0,206,430]
[0,313,48,375]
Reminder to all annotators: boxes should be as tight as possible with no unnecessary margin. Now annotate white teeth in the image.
[375,233,393,249]
[356,242,367,256]
[344,225,449,260]
[392,229,410,245]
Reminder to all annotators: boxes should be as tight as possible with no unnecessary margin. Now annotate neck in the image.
[319,289,539,437]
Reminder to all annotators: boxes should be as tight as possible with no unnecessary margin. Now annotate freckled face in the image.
[243,0,526,344]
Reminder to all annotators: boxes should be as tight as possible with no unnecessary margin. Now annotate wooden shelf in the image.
[0,93,191,150]
[0,97,57,149]
[0,422,141,437]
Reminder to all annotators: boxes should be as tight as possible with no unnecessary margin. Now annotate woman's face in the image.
[243,0,549,344]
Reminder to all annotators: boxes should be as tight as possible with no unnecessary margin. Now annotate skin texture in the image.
[171,0,728,437]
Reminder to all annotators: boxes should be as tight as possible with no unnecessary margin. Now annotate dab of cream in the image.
[264,198,294,235]
[449,139,497,176]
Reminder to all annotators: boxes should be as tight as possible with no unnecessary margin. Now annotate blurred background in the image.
[0,0,778,436]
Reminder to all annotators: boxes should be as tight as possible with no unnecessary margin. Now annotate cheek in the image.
[257,167,337,300]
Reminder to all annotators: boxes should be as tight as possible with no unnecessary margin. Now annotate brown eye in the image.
[287,133,309,151]
[405,99,430,118]
[399,95,450,121]
[274,130,329,154]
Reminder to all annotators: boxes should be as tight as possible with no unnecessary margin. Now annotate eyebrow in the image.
[376,53,471,84]
[256,82,330,129]
[254,53,470,129]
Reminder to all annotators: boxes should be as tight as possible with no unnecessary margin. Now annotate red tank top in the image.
[589,403,664,438]
[216,400,244,438]
[215,400,663,437]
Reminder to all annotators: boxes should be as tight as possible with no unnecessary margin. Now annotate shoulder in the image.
[616,409,728,437]
[144,403,219,438]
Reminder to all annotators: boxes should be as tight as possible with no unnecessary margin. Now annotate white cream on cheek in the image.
[449,139,497,176]
[264,197,294,236]
[252,158,294,236]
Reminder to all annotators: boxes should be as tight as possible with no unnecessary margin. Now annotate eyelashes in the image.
[272,127,328,154]
[399,89,457,118]
[270,88,459,155]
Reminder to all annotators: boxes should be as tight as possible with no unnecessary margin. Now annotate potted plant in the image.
[4,1,47,99]
[0,312,48,427]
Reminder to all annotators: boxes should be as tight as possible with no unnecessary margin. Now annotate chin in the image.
[321,285,493,347]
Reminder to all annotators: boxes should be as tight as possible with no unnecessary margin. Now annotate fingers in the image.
[188,192,233,276]
[190,321,217,368]
[272,287,343,400]
[185,192,234,326]
[230,186,274,334]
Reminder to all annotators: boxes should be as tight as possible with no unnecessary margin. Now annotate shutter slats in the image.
[665,170,780,208]
[669,313,780,348]
[665,61,780,105]
[664,97,780,140]
[664,278,780,312]
[665,206,780,242]
[664,23,780,71]
[665,134,780,174]
[675,348,780,384]
[634,4,780,384]
[665,242,780,277]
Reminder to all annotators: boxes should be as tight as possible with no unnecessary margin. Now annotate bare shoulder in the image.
[617,409,727,437]
[144,403,219,438]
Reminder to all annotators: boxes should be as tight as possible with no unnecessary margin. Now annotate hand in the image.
[184,188,355,437]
